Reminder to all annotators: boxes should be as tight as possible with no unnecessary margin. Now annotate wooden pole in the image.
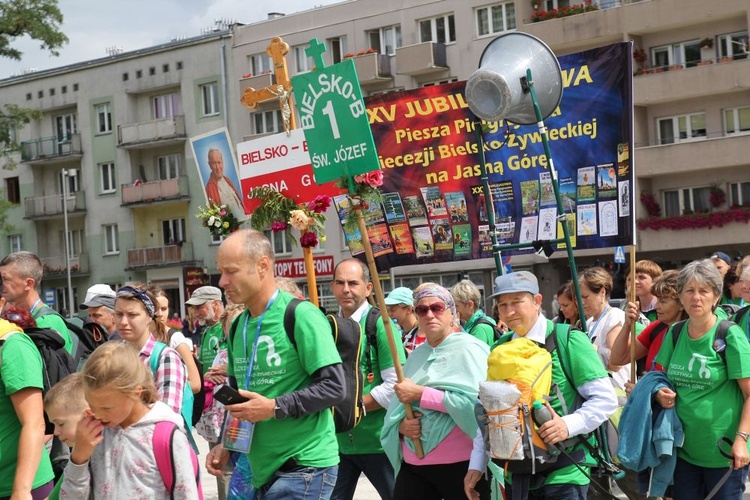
[302,231,319,306]
[355,208,424,458]
[629,245,637,384]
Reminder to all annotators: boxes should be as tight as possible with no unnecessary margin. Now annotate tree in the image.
[0,0,68,170]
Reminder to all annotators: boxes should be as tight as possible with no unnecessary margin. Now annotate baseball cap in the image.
[490,271,540,298]
[384,287,414,306]
[710,252,731,266]
[186,286,223,305]
[80,294,116,310]
[80,284,116,308]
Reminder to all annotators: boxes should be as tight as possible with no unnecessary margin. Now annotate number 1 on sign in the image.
[322,100,340,139]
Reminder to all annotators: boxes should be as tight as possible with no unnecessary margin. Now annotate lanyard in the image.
[30,299,43,315]
[588,305,611,342]
[241,289,279,390]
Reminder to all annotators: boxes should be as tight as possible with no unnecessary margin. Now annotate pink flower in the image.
[307,195,332,214]
[354,170,384,188]
[271,221,288,232]
[220,210,227,216]
[300,231,319,248]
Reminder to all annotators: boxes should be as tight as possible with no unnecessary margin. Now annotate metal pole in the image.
[526,68,587,332]
[475,124,505,277]
[62,169,74,318]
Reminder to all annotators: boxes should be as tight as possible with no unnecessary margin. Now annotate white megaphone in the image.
[465,32,562,125]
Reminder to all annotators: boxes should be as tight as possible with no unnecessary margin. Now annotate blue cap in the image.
[384,287,414,306]
[710,252,731,266]
[490,271,539,298]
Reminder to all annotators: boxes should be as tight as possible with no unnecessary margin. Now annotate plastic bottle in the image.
[532,400,560,456]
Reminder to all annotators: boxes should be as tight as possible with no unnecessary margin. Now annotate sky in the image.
[2,0,345,79]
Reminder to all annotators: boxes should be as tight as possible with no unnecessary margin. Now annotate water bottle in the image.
[532,400,560,456]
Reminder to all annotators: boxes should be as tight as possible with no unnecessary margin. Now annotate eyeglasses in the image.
[415,303,447,317]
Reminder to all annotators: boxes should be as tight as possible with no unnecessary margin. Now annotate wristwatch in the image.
[274,404,286,420]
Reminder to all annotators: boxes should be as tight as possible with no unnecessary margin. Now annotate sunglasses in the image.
[415,303,447,317]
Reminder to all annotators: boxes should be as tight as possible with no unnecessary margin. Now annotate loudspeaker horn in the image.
[465,32,562,125]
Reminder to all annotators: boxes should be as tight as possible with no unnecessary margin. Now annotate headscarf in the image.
[414,283,457,318]
[117,286,156,318]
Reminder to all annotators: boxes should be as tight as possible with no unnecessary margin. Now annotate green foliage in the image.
[0,194,15,234]
[1,104,42,170]
[0,0,68,60]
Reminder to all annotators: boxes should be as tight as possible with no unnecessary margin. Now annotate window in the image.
[63,229,84,257]
[8,235,22,253]
[153,93,179,119]
[210,233,225,245]
[176,61,183,70]
[663,187,712,216]
[25,93,31,101]
[263,229,292,256]
[95,103,112,134]
[5,177,20,204]
[55,113,77,142]
[652,40,701,68]
[136,70,143,78]
[49,88,55,96]
[103,224,119,254]
[725,106,750,135]
[162,64,169,73]
[149,66,156,76]
[294,45,313,73]
[100,162,116,194]
[61,85,67,94]
[157,154,180,180]
[475,2,516,37]
[122,72,129,81]
[253,110,283,135]
[419,14,455,44]
[162,218,186,245]
[422,77,458,87]
[38,90,44,98]
[657,113,706,144]
[200,82,220,116]
[59,169,79,194]
[368,25,401,55]
[730,182,750,207]
[719,31,749,60]
[328,37,347,64]
[248,53,272,75]
[56,287,78,314]
[73,83,79,91]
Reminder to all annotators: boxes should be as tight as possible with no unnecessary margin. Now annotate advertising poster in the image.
[334,42,634,267]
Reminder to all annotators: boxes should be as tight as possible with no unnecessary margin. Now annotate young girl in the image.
[60,342,200,498]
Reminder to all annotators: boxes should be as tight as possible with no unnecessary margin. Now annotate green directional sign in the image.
[292,39,379,184]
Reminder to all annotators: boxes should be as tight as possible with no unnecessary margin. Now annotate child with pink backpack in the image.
[60,342,202,499]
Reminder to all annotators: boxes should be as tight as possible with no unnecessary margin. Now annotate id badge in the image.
[222,413,254,453]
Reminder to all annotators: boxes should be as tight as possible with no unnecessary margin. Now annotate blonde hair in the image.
[82,342,158,405]
[220,303,246,334]
[147,284,171,344]
[45,372,87,415]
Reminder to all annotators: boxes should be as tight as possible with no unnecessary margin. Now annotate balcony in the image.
[636,133,750,178]
[117,115,186,149]
[240,73,276,109]
[395,42,447,76]
[41,252,90,278]
[126,242,195,270]
[24,191,86,219]
[20,134,82,165]
[634,57,750,106]
[638,216,749,253]
[121,176,189,206]
[349,52,392,86]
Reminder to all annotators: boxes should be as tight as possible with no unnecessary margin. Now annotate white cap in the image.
[82,284,116,306]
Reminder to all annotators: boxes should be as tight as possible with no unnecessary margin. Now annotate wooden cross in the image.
[241,37,297,132]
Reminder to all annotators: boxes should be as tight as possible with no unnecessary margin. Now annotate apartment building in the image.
[231,0,749,305]
[0,30,236,315]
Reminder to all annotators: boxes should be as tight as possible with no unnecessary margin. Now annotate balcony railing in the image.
[348,52,392,85]
[24,191,86,219]
[126,242,194,269]
[41,252,90,277]
[20,134,82,163]
[395,42,447,76]
[117,115,186,148]
[121,176,189,205]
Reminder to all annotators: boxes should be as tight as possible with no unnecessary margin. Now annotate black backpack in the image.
[473,317,505,342]
[36,305,109,370]
[284,299,365,433]
[669,318,738,361]
[0,328,77,433]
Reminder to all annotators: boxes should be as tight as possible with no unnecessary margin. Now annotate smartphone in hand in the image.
[214,385,250,406]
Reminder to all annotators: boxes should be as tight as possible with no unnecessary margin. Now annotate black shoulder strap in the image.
[364,306,380,344]
[649,321,670,344]
[284,298,302,349]
[544,323,575,389]
[473,317,502,340]
[713,320,735,361]
[670,319,688,349]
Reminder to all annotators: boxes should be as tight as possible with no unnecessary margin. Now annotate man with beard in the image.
[186,286,225,375]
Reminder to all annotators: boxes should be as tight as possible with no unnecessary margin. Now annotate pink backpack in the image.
[153,421,203,499]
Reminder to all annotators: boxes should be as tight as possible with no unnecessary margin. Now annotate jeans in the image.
[527,483,588,500]
[672,457,748,500]
[331,453,395,500]
[257,465,338,500]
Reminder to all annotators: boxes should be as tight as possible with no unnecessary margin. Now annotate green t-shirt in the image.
[337,308,406,455]
[0,332,55,496]
[465,310,496,347]
[227,290,341,488]
[199,322,225,373]
[655,320,750,468]
[49,475,62,500]
[34,311,73,355]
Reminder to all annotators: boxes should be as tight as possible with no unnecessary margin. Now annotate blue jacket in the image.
[617,371,684,498]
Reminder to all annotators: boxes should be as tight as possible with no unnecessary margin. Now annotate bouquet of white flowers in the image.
[195,202,241,238]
